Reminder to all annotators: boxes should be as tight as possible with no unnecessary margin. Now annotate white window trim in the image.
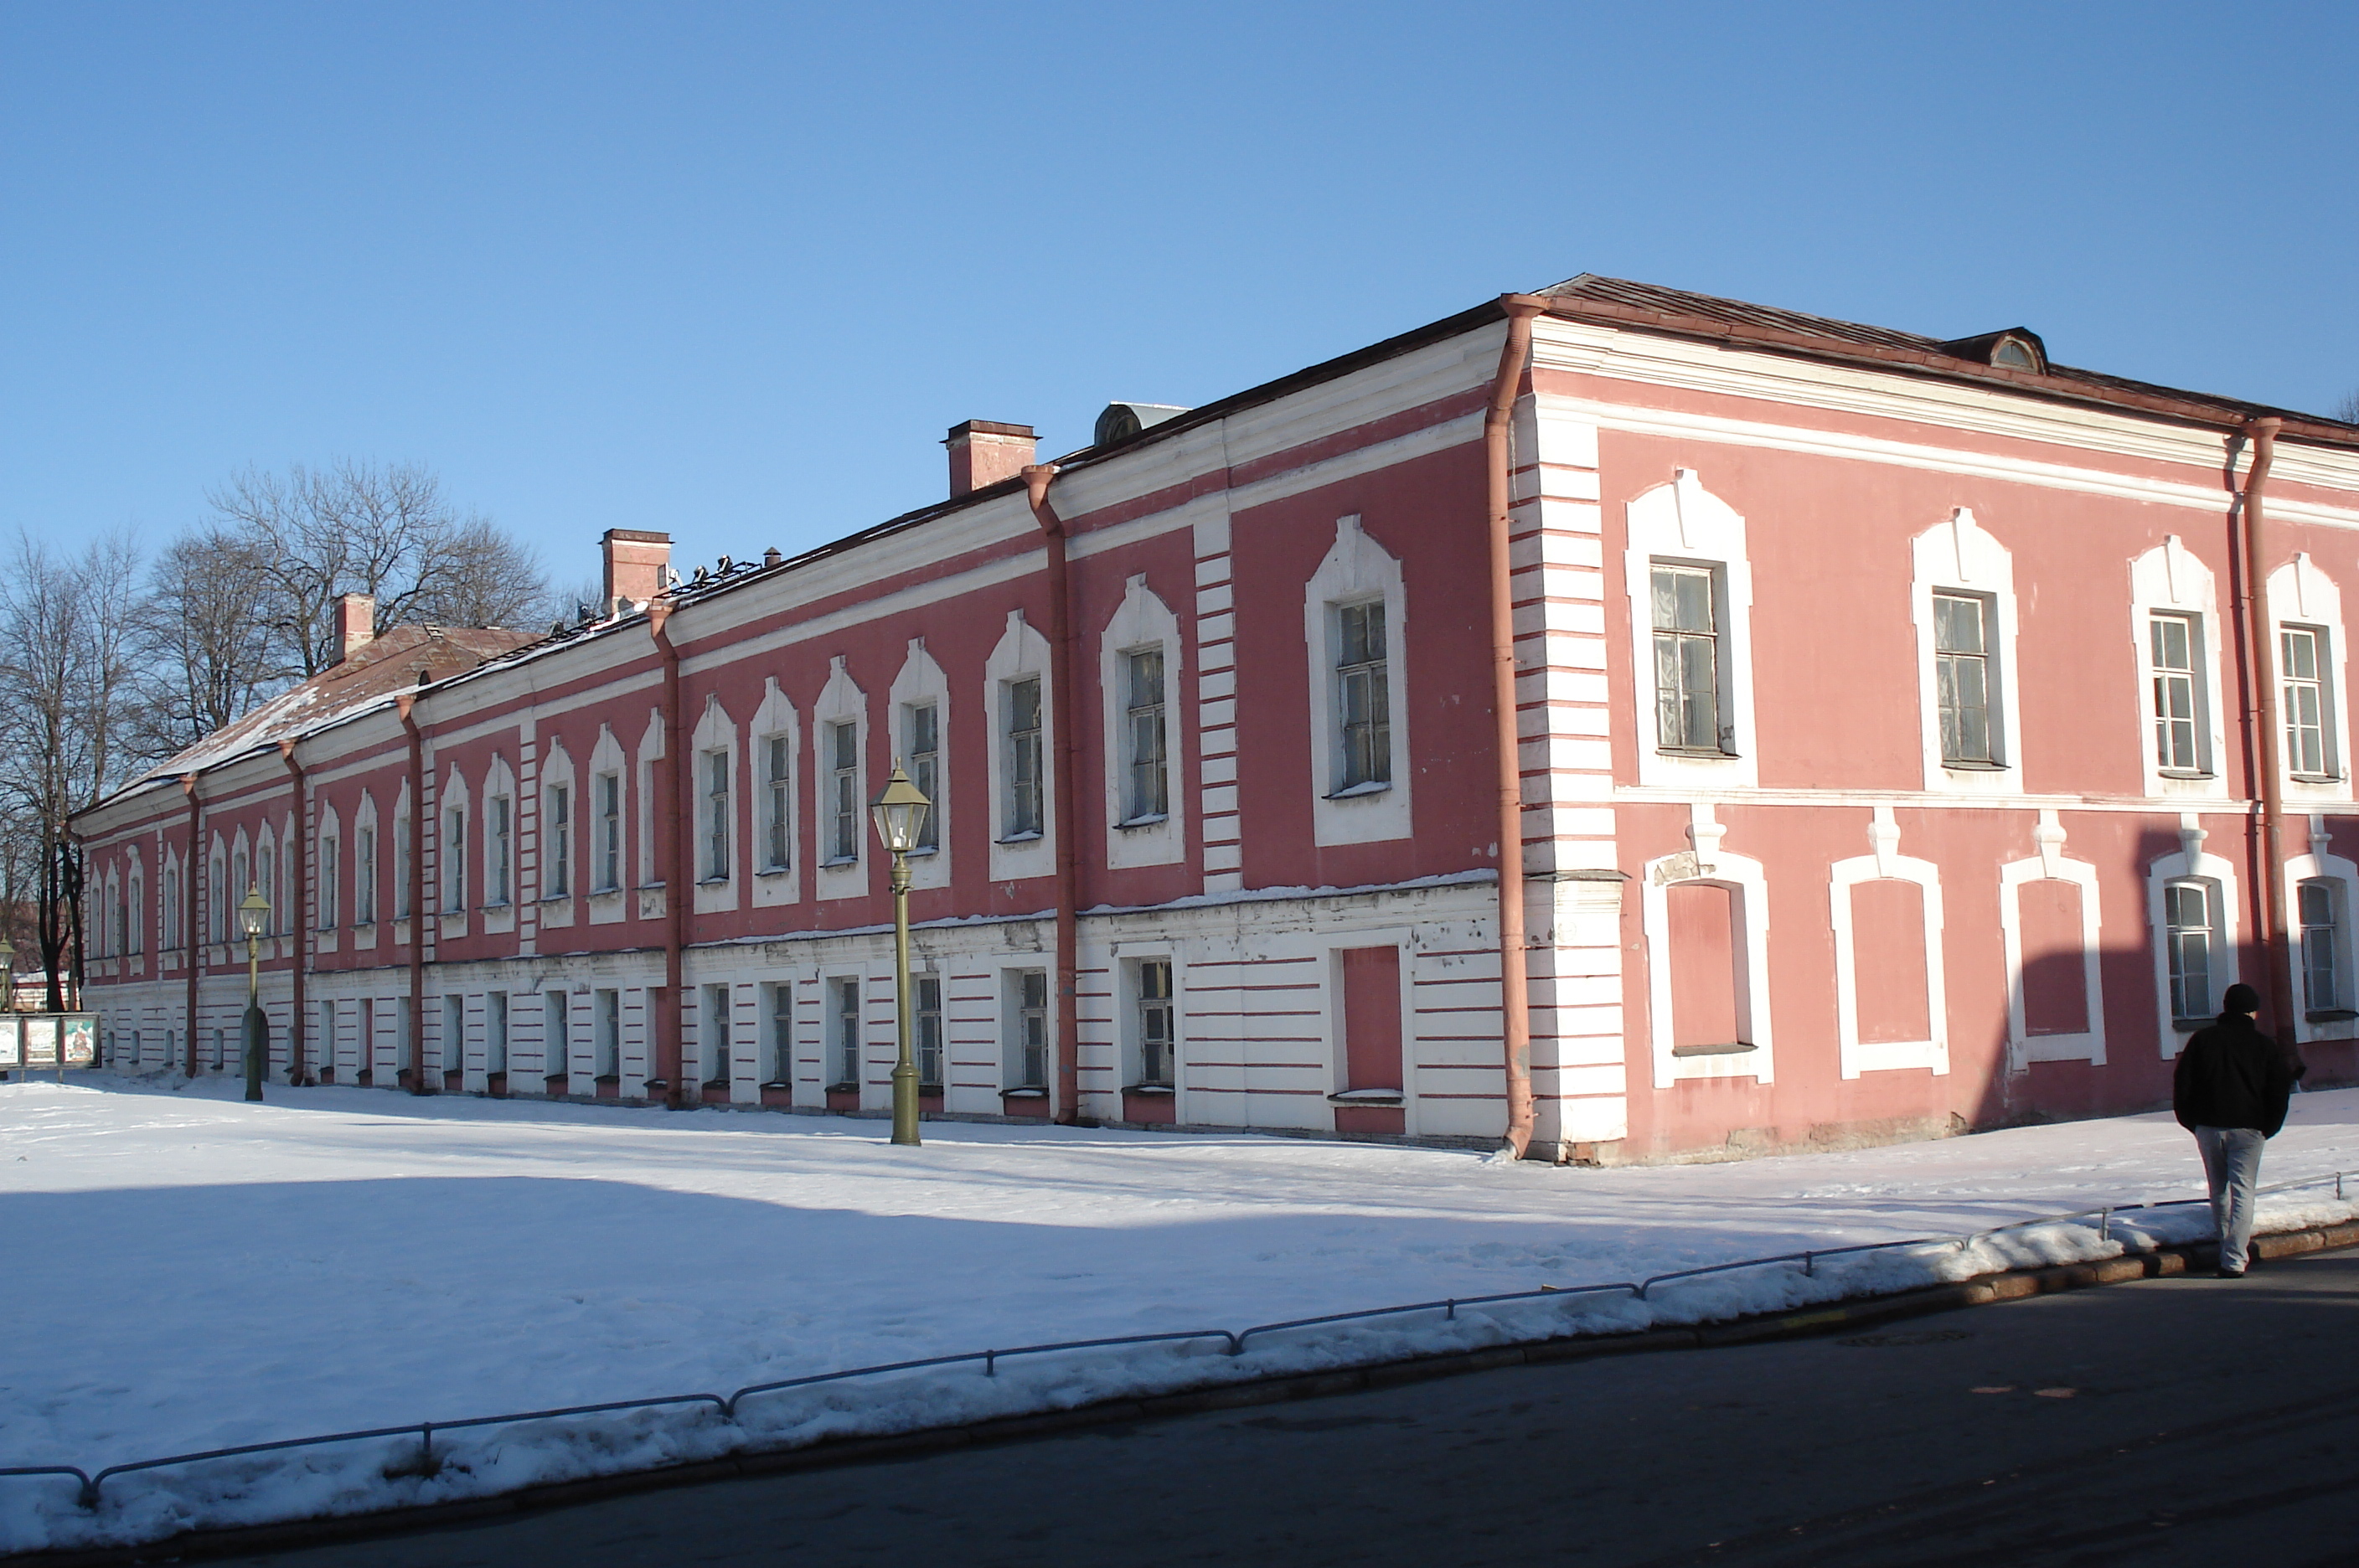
[2269,554,2351,803]
[889,639,952,890]
[1107,939,1189,1120]
[543,988,575,1088]
[1624,471,1758,791]
[820,967,874,1102]
[1102,575,1186,869]
[482,755,517,931]
[1998,809,2106,1068]
[436,770,470,928]
[985,611,1056,883]
[1911,508,2024,793]
[999,962,1055,1098]
[750,678,803,908]
[1320,926,1420,1135]
[814,657,870,900]
[538,742,576,909]
[1303,516,1412,845]
[2129,537,2231,802]
[691,695,740,914]
[1639,805,1774,1090]
[354,791,379,931]
[634,708,664,899]
[2147,814,2241,1057]
[586,725,629,923]
[1830,807,1949,1080]
[2284,816,2358,1045]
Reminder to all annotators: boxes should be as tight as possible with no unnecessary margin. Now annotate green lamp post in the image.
[869,763,932,1148]
[238,884,270,1102]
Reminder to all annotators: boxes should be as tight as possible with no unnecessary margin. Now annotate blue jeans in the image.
[2194,1126,2268,1272]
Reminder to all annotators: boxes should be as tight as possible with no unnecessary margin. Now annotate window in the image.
[258,847,275,932]
[704,750,730,880]
[832,977,861,1086]
[318,836,338,928]
[2283,627,2337,780]
[905,703,940,851]
[359,998,376,1079]
[2165,879,2216,1023]
[763,735,792,869]
[1329,602,1391,790]
[545,990,570,1080]
[1651,565,1722,754]
[1136,959,1174,1087]
[231,850,247,928]
[704,984,730,1084]
[212,1027,225,1070]
[489,797,512,905]
[395,816,411,918]
[128,873,142,954]
[488,991,508,1075]
[828,722,861,863]
[916,975,943,1089]
[596,988,620,1078]
[767,983,793,1082]
[1004,678,1044,838]
[211,854,226,941]
[1009,969,1048,1089]
[596,774,622,891]
[443,994,465,1075]
[2301,879,2344,1015]
[545,786,570,896]
[444,808,467,911]
[163,868,179,949]
[357,827,376,923]
[1124,650,1168,822]
[1933,592,1995,766]
[2151,614,2208,775]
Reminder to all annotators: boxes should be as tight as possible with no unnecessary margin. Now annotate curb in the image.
[17,1218,2359,1567]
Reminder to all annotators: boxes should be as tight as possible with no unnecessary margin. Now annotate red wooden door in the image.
[1337,946,1404,1135]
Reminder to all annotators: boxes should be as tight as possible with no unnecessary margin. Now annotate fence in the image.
[4,1164,2351,1519]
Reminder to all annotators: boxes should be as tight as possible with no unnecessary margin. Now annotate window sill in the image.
[1939,761,2009,773]
[2291,775,2344,786]
[2308,1009,2358,1024]
[594,1074,621,1086]
[1670,1040,1758,1058]
[1125,1082,1176,1096]
[997,832,1045,845]
[2156,769,2216,781]
[1000,1086,1049,1098]
[539,892,571,904]
[760,1080,792,1091]
[907,845,940,858]
[702,1076,730,1090]
[1654,748,1741,761]
[1327,1087,1402,1105]
[1118,813,1171,830]
[1324,781,1391,801]
[820,857,860,869]
[696,876,730,887]
[755,865,792,878]
[2171,1019,2207,1034]
[479,901,512,912]
[824,1081,859,1095]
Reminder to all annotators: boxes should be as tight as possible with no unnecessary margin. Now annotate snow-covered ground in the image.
[7,1074,2359,1554]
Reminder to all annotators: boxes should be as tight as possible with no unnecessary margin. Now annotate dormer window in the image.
[1990,336,2038,371]
[1939,328,2047,374]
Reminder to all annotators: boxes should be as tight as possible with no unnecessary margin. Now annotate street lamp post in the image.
[869,763,932,1148]
[238,885,270,1103]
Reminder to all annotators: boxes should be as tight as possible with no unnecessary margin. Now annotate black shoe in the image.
[2217,1266,2246,1279]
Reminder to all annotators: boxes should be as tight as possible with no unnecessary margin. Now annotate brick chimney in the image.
[601,529,673,612]
[944,420,1036,498]
[333,593,376,664]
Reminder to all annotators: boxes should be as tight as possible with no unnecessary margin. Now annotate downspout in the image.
[1022,463,1084,1125]
[2235,417,2294,1035]
[280,740,309,1086]
[649,599,689,1111]
[182,774,202,1077]
[1485,297,1547,1158]
[397,695,431,1095]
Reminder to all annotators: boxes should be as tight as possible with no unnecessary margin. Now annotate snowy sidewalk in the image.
[6,1074,2359,1554]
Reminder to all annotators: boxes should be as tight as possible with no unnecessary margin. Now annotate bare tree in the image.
[207,460,550,676]
[2336,389,2359,425]
[127,525,285,761]
[0,530,143,1009]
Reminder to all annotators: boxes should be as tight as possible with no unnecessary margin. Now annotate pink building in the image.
[70,277,2359,1162]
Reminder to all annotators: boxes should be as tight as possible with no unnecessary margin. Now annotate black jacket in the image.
[2173,1014,2300,1137]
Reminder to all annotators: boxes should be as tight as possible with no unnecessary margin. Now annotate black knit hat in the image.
[2221,983,2261,1016]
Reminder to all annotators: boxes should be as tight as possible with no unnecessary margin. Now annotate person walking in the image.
[2172,982,2304,1278]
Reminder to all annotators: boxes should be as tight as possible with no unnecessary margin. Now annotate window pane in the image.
[1933,594,1985,656]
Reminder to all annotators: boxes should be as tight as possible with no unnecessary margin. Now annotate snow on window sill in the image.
[756,865,792,878]
[1118,813,1171,830]
[820,857,860,869]
[1000,1086,1049,1098]
[1125,1083,1176,1096]
[1324,781,1391,802]
[997,831,1045,845]
[696,876,730,887]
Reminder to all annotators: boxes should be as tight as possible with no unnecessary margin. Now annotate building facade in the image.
[70,276,2359,1162]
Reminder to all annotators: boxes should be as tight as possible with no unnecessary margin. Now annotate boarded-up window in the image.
[1340,946,1402,1091]
[2018,879,2088,1036]
[1666,882,1742,1052]
[1851,879,1932,1044]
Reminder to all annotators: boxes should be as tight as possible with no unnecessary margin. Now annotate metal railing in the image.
[6,1167,2351,1519]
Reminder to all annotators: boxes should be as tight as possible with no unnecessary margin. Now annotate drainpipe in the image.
[1485,296,1547,1158]
[2235,417,2294,1037]
[397,695,431,1095]
[649,599,689,1110]
[1022,463,1084,1125]
[182,774,203,1077]
[279,740,309,1086]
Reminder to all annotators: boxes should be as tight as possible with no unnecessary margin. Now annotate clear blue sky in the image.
[6,2,2356,598]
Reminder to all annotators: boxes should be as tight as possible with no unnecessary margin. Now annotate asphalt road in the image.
[222,1251,2359,1568]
